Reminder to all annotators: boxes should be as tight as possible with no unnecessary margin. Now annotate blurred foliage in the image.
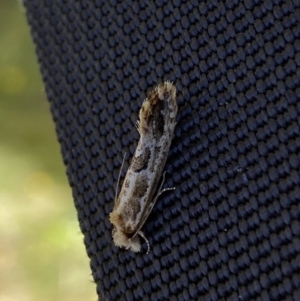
[0,1,95,300]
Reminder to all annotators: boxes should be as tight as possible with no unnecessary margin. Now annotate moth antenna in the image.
[137,231,150,254]
[114,153,127,204]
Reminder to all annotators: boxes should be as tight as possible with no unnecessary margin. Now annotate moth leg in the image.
[155,171,176,201]
[137,231,150,254]
[132,172,175,253]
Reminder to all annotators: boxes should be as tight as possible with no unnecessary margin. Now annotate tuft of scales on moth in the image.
[109,82,178,253]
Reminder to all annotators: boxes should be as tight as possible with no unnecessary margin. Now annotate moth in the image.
[109,82,178,253]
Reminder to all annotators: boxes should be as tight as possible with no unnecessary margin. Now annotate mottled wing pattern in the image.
[109,82,177,252]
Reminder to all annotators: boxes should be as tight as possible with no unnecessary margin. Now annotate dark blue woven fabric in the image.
[24,0,300,300]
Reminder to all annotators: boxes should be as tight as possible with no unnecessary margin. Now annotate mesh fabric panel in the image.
[24,0,300,300]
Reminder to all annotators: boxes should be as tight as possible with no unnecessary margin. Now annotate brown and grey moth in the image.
[109,82,178,253]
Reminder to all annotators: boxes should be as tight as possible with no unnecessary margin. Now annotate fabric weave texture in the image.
[24,0,300,300]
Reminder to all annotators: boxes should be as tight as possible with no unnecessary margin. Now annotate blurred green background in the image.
[0,1,95,300]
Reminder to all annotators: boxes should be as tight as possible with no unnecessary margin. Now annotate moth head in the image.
[109,211,141,252]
